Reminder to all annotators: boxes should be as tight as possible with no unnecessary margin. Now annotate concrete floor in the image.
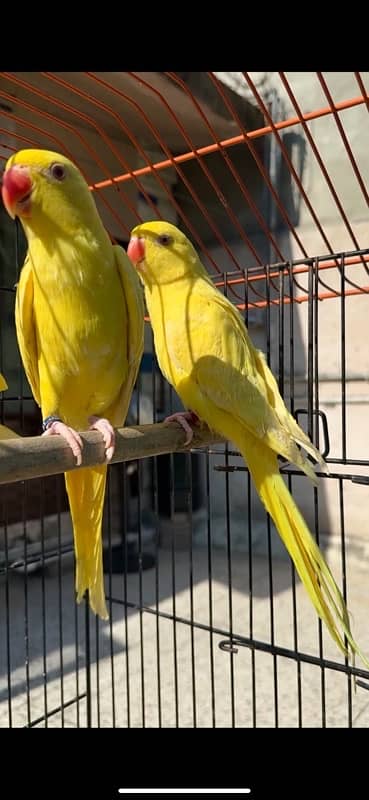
[1,534,369,728]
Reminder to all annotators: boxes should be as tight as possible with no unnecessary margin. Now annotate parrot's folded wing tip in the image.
[316,458,330,476]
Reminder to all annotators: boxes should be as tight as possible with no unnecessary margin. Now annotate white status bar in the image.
[118,790,251,795]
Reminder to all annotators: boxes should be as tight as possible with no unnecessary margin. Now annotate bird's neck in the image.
[145,273,208,328]
[27,226,114,289]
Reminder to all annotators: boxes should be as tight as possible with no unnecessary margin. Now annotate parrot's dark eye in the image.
[157,234,172,247]
[50,163,66,181]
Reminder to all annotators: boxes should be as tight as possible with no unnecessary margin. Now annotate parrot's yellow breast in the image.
[146,280,203,385]
[30,237,128,428]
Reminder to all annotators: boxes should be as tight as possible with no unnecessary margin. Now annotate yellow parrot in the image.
[127,220,367,665]
[2,149,144,618]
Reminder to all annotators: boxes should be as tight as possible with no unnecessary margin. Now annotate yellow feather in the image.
[129,219,368,667]
[65,465,108,619]
[0,375,20,438]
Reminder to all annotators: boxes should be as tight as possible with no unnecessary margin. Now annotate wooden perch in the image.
[0,421,226,486]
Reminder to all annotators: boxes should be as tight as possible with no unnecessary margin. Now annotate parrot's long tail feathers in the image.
[0,373,8,392]
[242,437,369,667]
[65,465,108,620]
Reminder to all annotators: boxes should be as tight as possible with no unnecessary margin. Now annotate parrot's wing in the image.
[0,373,7,391]
[191,291,322,467]
[190,292,279,437]
[252,345,326,467]
[113,245,144,420]
[15,255,41,407]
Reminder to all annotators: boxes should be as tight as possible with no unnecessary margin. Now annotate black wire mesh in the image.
[1,234,369,727]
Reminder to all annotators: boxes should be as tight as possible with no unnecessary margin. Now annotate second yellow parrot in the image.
[128,220,368,666]
[2,149,144,618]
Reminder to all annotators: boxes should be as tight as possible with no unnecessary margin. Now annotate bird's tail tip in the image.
[76,586,109,620]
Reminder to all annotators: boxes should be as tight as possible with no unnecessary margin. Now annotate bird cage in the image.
[0,72,369,737]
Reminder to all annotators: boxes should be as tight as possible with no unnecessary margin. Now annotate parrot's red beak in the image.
[127,236,145,266]
[1,165,33,219]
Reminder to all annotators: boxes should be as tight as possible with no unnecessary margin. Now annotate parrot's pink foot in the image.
[88,416,115,462]
[42,420,83,466]
[163,411,199,446]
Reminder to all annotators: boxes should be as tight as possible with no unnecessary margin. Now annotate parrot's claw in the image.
[163,411,199,446]
[42,421,83,466]
[88,416,115,462]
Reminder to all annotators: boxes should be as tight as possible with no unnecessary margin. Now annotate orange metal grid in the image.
[1,71,368,310]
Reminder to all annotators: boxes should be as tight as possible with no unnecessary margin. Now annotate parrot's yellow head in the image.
[127,221,207,288]
[1,148,101,238]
